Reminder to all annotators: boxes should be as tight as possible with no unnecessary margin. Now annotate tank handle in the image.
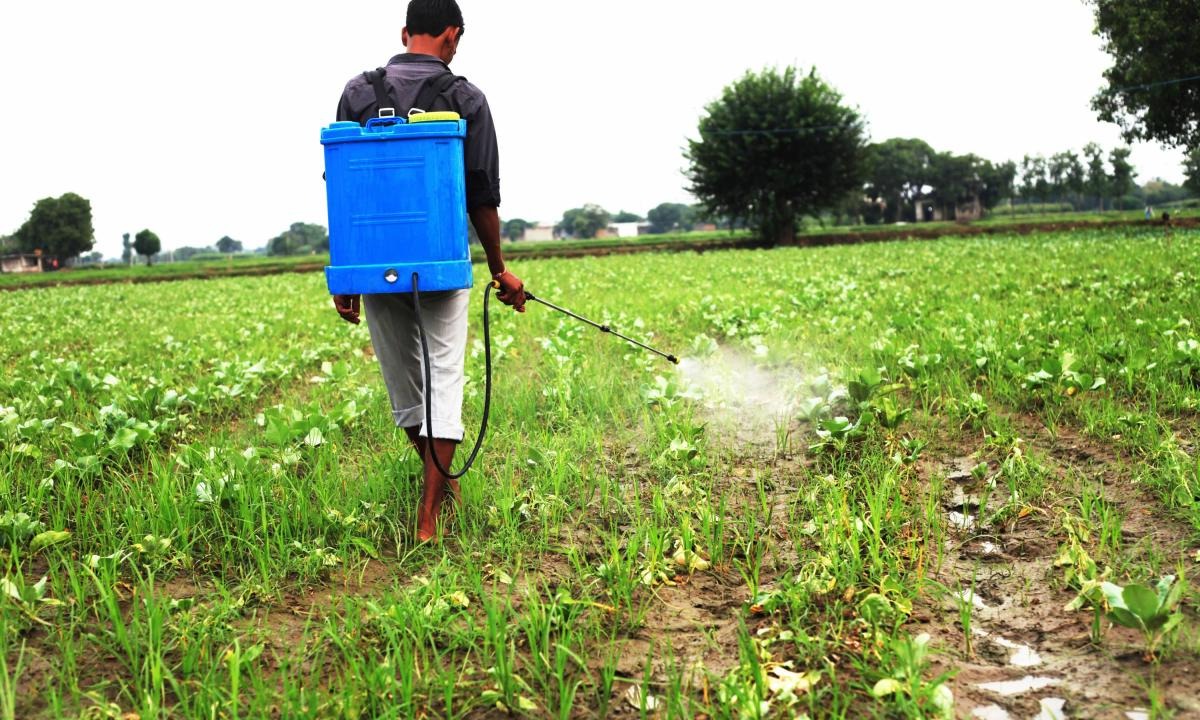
[365,117,405,131]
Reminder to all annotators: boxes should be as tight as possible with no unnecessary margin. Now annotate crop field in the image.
[3,226,1200,719]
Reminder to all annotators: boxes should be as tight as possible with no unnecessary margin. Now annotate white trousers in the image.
[363,289,470,441]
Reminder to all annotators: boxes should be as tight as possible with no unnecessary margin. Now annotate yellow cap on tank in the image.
[408,111,462,123]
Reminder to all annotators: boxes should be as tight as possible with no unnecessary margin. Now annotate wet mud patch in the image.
[611,568,747,682]
[917,415,1200,719]
[1005,412,1197,552]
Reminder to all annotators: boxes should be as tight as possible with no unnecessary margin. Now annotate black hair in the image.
[407,0,464,37]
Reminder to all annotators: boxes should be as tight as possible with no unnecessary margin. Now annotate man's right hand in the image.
[333,294,361,324]
[493,269,527,312]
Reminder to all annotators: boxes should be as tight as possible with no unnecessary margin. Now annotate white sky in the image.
[0,1,1189,257]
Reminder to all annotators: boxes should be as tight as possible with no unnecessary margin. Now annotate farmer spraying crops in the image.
[331,0,526,542]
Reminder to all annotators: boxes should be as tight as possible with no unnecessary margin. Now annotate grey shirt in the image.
[336,53,501,209]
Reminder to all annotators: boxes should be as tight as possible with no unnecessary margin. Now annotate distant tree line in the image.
[854,138,1016,224]
[679,57,1200,244]
[267,222,328,256]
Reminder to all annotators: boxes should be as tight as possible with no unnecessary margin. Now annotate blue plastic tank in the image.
[322,117,472,295]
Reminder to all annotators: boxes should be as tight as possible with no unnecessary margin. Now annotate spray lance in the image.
[412,275,679,479]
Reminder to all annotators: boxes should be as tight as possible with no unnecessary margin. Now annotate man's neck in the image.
[407,36,448,63]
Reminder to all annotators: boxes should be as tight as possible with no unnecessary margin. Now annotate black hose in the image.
[411,272,493,480]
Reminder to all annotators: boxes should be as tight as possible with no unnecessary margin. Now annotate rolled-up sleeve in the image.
[464,95,501,208]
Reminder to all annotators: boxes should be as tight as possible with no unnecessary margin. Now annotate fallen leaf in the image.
[625,685,660,711]
[767,667,820,696]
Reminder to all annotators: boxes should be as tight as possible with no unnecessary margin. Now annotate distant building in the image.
[606,222,652,238]
[914,196,983,222]
[0,254,49,274]
[521,224,558,242]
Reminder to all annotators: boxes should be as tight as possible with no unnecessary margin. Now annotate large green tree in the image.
[1108,147,1137,209]
[611,211,643,223]
[923,153,1015,219]
[865,138,936,223]
[216,236,243,254]
[1047,151,1086,206]
[556,205,610,239]
[134,229,161,266]
[14,193,94,265]
[646,203,694,234]
[1090,0,1200,150]
[502,218,532,242]
[686,66,866,245]
[1083,143,1109,210]
[268,222,329,256]
[1019,155,1049,205]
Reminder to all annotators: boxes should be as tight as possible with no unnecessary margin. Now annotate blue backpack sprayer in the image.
[321,73,678,477]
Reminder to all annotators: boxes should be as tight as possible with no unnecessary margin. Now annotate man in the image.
[332,0,525,542]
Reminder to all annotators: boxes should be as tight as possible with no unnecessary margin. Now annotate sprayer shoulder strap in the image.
[412,70,463,114]
[363,67,463,119]
[363,67,395,118]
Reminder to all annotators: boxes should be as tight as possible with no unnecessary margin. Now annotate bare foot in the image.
[417,496,440,543]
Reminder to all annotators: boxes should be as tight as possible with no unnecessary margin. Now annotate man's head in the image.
[402,0,465,64]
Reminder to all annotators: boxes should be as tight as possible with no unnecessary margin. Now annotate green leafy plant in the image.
[870,633,954,719]
[1102,575,1186,659]
[1,575,63,628]
[808,416,865,455]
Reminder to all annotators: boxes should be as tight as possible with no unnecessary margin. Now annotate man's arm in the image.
[470,205,525,311]
[332,83,362,324]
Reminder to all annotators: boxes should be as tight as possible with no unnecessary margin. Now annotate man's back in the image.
[336,53,501,210]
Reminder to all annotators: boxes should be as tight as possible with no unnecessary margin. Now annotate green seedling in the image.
[873,396,912,431]
[1101,575,1186,660]
[892,437,927,467]
[952,392,989,429]
[809,416,865,455]
[1,574,63,628]
[1067,573,1186,658]
[953,577,977,658]
[870,633,954,720]
[0,512,44,546]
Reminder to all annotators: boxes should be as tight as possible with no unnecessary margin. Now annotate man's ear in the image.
[401,27,410,47]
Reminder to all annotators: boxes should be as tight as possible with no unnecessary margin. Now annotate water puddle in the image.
[957,589,992,611]
[977,675,1061,696]
[947,511,977,530]
[949,485,982,510]
[971,704,1011,720]
[1035,697,1067,719]
[976,630,1043,667]
[945,457,977,482]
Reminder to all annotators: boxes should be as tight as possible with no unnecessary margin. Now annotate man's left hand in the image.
[333,294,361,324]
